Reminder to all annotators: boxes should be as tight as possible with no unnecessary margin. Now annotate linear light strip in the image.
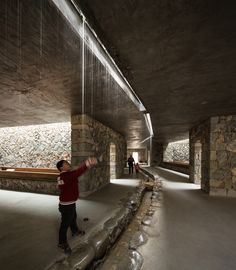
[70,0,146,112]
[139,135,153,144]
[51,0,154,137]
[144,113,154,137]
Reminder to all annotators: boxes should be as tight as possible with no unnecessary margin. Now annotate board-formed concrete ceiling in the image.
[1,0,236,146]
[0,0,150,148]
[76,0,236,143]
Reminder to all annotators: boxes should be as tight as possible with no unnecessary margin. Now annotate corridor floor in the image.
[139,167,236,270]
[0,177,140,270]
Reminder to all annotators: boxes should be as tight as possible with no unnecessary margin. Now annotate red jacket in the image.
[57,163,87,204]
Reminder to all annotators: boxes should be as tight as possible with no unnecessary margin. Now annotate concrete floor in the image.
[0,177,140,270]
[139,167,236,270]
[3,167,236,270]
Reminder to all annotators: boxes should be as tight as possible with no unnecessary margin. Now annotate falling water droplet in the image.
[81,15,85,115]
[39,0,43,79]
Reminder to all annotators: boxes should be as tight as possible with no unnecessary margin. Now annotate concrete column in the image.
[150,140,163,166]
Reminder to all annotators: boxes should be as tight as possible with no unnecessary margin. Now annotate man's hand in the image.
[85,157,98,168]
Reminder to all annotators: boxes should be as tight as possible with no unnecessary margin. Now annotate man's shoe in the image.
[72,229,85,237]
[57,243,72,255]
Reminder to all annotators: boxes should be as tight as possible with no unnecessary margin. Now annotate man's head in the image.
[56,160,71,172]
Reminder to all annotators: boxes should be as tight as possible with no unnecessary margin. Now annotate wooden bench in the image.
[1,167,58,173]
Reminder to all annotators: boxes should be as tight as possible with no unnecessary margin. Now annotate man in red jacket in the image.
[56,157,97,254]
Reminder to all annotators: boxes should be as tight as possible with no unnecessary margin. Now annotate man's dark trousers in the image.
[129,165,133,175]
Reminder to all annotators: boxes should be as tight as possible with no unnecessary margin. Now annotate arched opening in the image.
[194,141,202,185]
[110,143,116,179]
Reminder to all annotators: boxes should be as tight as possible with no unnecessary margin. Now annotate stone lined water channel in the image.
[47,170,162,270]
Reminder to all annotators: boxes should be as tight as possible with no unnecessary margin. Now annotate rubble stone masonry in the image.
[0,123,71,168]
[189,119,211,192]
[71,115,126,197]
[190,115,236,196]
[210,115,236,196]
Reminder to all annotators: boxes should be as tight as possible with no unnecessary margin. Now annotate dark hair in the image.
[56,160,66,171]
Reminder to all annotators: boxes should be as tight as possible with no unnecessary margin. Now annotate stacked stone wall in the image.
[71,115,126,197]
[0,123,71,168]
[210,116,236,196]
[190,115,236,196]
[0,175,58,195]
[189,119,211,192]
[163,141,189,162]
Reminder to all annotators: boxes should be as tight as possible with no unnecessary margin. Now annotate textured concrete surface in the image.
[139,167,236,270]
[1,0,236,145]
[77,0,236,142]
[0,177,140,270]
[0,0,149,148]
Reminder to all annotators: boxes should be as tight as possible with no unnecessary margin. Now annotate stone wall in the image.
[0,172,58,195]
[110,143,116,179]
[0,123,71,168]
[209,116,236,196]
[189,119,211,192]
[163,140,189,162]
[190,115,236,196]
[71,115,126,197]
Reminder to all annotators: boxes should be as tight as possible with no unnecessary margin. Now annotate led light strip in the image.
[51,0,154,137]
[144,113,154,137]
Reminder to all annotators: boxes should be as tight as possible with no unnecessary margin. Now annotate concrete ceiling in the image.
[0,0,149,148]
[76,0,236,143]
[0,0,236,147]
